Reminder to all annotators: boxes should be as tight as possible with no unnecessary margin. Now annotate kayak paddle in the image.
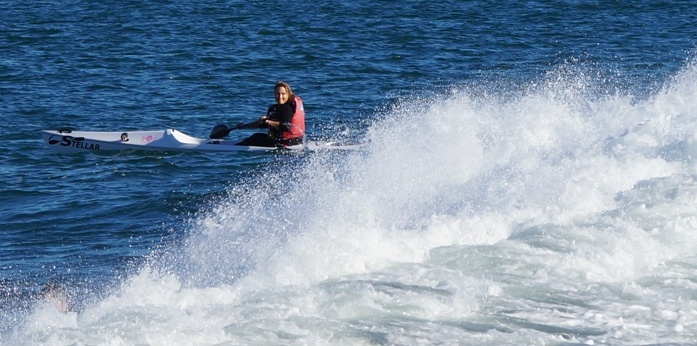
[208,120,262,139]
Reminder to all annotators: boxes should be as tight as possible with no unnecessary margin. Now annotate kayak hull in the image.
[41,129,357,154]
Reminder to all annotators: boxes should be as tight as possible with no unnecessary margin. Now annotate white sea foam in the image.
[11,63,697,345]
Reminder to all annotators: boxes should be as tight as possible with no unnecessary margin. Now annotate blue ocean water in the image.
[2,0,697,344]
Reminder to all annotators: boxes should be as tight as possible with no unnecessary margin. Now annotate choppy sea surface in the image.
[2,1,697,345]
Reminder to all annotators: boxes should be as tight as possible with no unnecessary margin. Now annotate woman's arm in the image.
[266,102,294,131]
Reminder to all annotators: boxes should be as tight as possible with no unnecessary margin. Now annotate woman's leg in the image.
[235,133,277,147]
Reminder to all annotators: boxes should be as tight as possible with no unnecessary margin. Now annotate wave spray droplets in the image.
[20,64,690,344]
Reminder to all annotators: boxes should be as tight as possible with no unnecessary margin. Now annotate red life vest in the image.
[282,96,305,141]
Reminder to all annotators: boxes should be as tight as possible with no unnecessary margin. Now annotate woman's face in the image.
[275,86,289,104]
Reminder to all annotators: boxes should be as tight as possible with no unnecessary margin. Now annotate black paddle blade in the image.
[209,124,232,139]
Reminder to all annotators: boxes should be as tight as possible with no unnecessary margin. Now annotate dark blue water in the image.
[2,1,697,344]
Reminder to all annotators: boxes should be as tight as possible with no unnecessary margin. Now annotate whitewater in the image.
[9,63,697,345]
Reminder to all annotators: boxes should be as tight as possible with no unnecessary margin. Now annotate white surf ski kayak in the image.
[41,129,359,154]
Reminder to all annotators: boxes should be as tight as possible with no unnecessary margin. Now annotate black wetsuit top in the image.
[266,101,296,139]
[235,100,298,147]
